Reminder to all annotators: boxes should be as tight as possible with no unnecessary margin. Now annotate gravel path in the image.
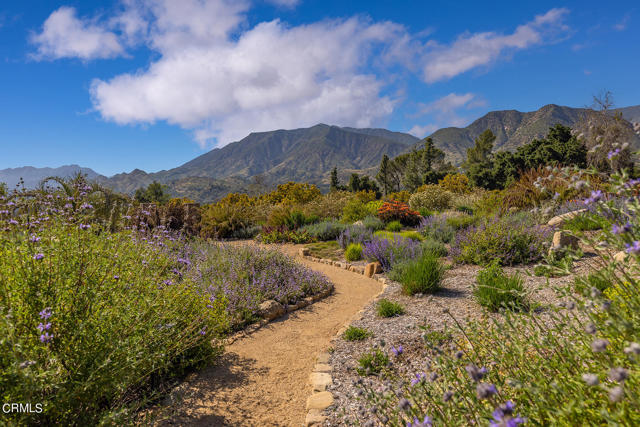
[153,243,382,426]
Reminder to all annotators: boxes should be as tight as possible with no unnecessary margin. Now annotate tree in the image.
[576,91,635,173]
[348,173,361,193]
[465,130,495,168]
[0,182,6,196]
[135,181,171,204]
[330,167,340,192]
[401,138,451,191]
[376,155,392,196]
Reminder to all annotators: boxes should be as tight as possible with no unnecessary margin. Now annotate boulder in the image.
[548,231,579,256]
[547,209,587,227]
[614,251,629,262]
[258,300,285,321]
[299,247,310,257]
[364,262,383,277]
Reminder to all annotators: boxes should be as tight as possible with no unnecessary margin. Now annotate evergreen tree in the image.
[330,167,340,192]
[376,154,392,196]
[135,181,171,204]
[348,173,362,192]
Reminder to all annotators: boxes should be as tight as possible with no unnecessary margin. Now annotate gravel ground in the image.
[323,255,598,426]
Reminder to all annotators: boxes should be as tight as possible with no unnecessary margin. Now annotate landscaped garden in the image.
[2,122,640,425]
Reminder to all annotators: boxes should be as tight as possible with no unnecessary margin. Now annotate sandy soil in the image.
[154,243,382,427]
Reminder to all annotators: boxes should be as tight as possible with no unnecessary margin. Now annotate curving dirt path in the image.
[156,243,381,426]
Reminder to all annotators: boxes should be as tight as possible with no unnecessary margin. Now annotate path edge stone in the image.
[300,252,389,426]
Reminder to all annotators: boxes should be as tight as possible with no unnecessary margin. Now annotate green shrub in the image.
[417,208,434,217]
[343,326,372,341]
[446,214,477,230]
[342,199,373,223]
[345,243,364,261]
[385,220,403,232]
[420,239,448,257]
[356,348,390,376]
[452,216,549,265]
[418,215,456,243]
[376,299,406,317]
[409,185,453,211]
[361,215,385,231]
[389,251,445,295]
[474,262,528,311]
[299,220,346,241]
[374,230,423,242]
[563,213,603,232]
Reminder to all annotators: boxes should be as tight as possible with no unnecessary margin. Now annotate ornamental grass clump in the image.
[389,251,445,296]
[474,262,528,311]
[345,243,364,261]
[451,215,549,265]
[344,326,373,341]
[337,224,374,249]
[351,169,640,426]
[376,298,406,317]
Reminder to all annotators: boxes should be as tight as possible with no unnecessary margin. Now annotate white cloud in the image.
[266,0,300,7]
[415,92,485,127]
[614,13,630,31]
[90,1,401,146]
[408,124,438,138]
[422,8,570,82]
[31,3,571,148]
[30,7,124,60]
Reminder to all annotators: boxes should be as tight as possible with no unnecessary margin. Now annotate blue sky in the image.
[0,0,638,176]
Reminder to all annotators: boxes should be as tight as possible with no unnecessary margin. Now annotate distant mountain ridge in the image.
[97,124,419,199]
[0,165,104,190]
[427,104,640,165]
[2,104,638,202]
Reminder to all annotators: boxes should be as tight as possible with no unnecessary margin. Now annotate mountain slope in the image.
[427,104,593,165]
[102,124,416,198]
[0,165,104,189]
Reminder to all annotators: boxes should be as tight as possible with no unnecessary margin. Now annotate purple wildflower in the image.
[39,332,54,343]
[476,383,498,399]
[608,148,621,160]
[79,224,91,230]
[465,364,487,382]
[625,241,640,254]
[612,222,632,235]
[37,322,51,332]
[80,203,93,210]
[584,190,603,205]
[407,415,433,427]
[490,401,525,427]
[29,235,41,243]
[9,219,18,225]
[39,307,52,319]
[411,372,426,386]
[391,345,403,356]
[162,279,173,286]
[33,253,44,260]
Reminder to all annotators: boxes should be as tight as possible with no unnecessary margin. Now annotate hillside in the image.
[427,104,640,165]
[101,124,418,200]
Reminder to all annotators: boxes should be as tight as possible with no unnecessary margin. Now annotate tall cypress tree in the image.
[376,154,391,195]
[330,167,340,192]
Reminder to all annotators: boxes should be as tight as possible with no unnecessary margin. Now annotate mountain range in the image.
[2,104,638,203]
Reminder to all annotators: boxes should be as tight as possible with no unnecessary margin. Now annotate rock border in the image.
[225,285,334,345]
[300,250,390,426]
